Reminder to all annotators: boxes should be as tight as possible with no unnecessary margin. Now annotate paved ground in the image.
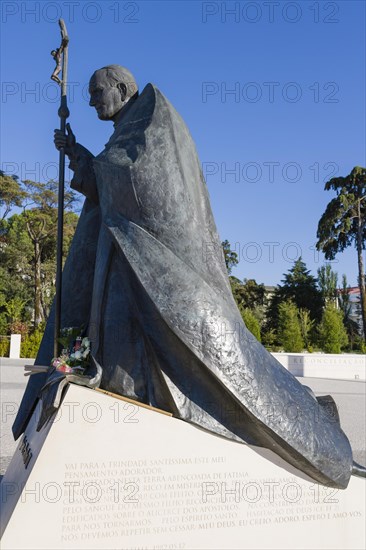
[1,359,365,477]
[301,376,366,466]
[0,358,35,476]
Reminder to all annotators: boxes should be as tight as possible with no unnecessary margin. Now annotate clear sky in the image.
[1,0,365,287]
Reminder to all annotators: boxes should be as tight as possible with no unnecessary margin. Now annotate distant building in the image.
[264,285,276,305]
[263,285,276,320]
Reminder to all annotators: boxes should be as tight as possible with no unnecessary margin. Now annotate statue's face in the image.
[89,71,125,120]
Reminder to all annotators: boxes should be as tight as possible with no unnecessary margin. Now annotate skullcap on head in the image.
[92,65,138,98]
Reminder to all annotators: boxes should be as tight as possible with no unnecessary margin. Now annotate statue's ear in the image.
[117,82,127,100]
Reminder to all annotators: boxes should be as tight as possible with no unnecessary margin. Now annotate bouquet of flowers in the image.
[25,326,102,392]
[24,326,101,425]
[51,327,91,375]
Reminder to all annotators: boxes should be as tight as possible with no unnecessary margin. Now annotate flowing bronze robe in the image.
[13,84,353,489]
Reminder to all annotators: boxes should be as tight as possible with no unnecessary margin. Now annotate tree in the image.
[229,276,267,334]
[240,308,261,342]
[0,171,26,219]
[298,308,314,349]
[22,180,77,326]
[278,300,304,352]
[0,178,78,330]
[316,166,366,339]
[318,303,348,353]
[3,297,27,325]
[220,240,268,336]
[0,215,34,309]
[317,264,338,304]
[267,258,323,333]
[222,240,238,274]
[229,277,266,310]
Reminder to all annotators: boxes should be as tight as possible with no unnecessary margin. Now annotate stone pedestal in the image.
[1,384,365,549]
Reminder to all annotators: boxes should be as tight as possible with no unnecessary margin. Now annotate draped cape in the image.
[13,84,353,489]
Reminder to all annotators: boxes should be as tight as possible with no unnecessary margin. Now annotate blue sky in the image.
[1,0,365,286]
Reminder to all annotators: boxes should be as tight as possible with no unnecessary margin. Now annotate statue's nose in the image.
[89,93,95,107]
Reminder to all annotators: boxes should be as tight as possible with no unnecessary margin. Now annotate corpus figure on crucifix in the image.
[50,36,68,85]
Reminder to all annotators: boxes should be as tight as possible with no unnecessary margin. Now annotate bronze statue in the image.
[13,65,365,490]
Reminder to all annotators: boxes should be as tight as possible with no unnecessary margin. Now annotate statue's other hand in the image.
[54,123,76,158]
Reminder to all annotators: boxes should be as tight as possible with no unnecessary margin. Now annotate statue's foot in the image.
[352,461,366,478]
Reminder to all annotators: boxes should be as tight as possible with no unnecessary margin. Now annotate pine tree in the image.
[316,166,366,339]
[298,308,314,349]
[222,240,238,275]
[318,303,349,353]
[278,300,304,352]
[317,264,338,304]
[241,308,261,342]
[267,258,324,334]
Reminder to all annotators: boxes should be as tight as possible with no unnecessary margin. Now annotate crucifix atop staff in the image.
[50,30,68,85]
[51,19,70,358]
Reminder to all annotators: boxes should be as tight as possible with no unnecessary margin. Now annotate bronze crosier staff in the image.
[51,19,69,358]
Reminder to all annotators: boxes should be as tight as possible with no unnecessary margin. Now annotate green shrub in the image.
[0,338,10,357]
[241,308,261,342]
[9,321,29,338]
[318,304,348,353]
[21,329,44,358]
[278,300,304,352]
[0,312,8,335]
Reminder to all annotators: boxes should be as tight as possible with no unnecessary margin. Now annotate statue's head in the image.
[89,65,138,121]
